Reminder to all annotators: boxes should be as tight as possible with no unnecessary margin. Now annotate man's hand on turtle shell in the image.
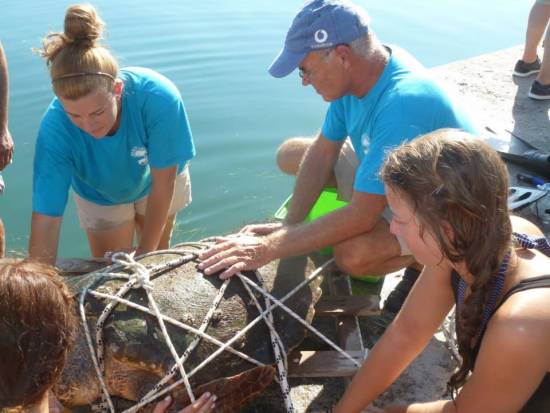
[153,393,216,413]
[239,222,283,236]
[197,235,273,279]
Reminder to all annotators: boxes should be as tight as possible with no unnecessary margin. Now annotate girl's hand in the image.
[153,393,217,413]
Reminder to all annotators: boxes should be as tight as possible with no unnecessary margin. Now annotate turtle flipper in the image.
[170,365,275,413]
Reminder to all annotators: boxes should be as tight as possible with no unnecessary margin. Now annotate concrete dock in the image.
[434,45,549,151]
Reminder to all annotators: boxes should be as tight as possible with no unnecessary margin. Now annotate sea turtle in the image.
[54,243,326,413]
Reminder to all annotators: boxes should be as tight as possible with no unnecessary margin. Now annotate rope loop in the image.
[79,242,354,413]
[111,252,154,291]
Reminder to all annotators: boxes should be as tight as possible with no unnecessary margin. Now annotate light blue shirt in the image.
[322,46,479,195]
[33,67,195,216]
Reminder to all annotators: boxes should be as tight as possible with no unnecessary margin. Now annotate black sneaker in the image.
[382,266,421,315]
[528,80,550,100]
[513,57,541,77]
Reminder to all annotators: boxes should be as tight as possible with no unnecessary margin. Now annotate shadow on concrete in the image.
[511,76,550,150]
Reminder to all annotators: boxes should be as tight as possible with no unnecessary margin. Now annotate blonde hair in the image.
[37,4,118,99]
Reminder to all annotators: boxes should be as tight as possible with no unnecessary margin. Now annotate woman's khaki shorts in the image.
[74,167,192,231]
[334,139,411,255]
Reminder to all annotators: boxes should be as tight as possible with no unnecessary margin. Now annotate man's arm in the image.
[0,41,14,171]
[240,133,343,236]
[198,189,385,279]
[273,189,385,257]
[29,212,62,265]
[284,133,343,224]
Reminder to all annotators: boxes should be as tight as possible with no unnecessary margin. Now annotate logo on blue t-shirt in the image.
[131,146,148,166]
[361,132,370,155]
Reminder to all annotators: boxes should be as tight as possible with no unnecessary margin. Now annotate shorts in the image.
[333,140,411,255]
[74,166,192,231]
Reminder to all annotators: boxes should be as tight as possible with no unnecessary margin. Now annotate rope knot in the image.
[111,252,154,291]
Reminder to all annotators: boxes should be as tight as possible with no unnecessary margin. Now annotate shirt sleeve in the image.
[32,115,73,217]
[354,98,424,195]
[321,99,347,141]
[143,79,195,170]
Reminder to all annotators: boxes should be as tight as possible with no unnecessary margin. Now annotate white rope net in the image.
[77,242,362,413]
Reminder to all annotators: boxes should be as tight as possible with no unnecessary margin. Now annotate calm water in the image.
[0,0,527,258]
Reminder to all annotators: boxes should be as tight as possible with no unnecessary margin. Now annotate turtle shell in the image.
[55,245,324,412]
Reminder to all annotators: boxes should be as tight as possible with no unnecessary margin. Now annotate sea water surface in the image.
[0,0,528,258]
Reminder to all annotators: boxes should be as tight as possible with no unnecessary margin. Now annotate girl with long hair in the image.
[334,129,550,412]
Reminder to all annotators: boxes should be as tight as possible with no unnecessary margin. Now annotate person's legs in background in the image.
[514,0,550,76]
[530,20,550,99]
[515,0,550,98]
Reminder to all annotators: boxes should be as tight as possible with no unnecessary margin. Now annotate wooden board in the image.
[314,294,380,316]
[287,269,369,378]
[287,350,364,378]
[328,271,366,355]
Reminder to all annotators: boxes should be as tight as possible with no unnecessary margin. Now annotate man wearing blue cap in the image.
[199,0,477,312]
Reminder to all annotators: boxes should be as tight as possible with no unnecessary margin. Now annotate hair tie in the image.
[52,71,115,83]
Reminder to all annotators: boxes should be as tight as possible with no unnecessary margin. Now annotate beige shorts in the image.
[333,139,411,255]
[74,167,192,231]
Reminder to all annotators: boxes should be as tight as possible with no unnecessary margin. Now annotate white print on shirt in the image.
[361,133,370,155]
[131,146,148,166]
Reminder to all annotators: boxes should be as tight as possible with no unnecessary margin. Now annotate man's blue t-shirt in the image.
[322,46,479,195]
[33,67,195,216]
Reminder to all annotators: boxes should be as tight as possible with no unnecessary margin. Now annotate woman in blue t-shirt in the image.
[30,4,195,264]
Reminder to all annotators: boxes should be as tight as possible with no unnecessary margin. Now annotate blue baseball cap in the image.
[268,0,370,78]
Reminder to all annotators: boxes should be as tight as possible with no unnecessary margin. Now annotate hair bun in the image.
[63,4,105,47]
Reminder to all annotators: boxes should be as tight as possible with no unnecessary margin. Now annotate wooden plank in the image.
[315,295,380,316]
[328,271,365,353]
[327,270,366,385]
[287,350,364,377]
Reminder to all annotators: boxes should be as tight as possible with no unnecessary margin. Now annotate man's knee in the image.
[333,240,379,276]
[276,137,311,175]
[332,225,405,275]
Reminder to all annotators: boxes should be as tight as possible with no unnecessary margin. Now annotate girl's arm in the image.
[386,280,550,413]
[334,263,455,413]
[136,165,177,255]
[29,212,62,265]
[449,290,549,412]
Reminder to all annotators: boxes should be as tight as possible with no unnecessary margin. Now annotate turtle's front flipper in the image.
[170,365,275,413]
